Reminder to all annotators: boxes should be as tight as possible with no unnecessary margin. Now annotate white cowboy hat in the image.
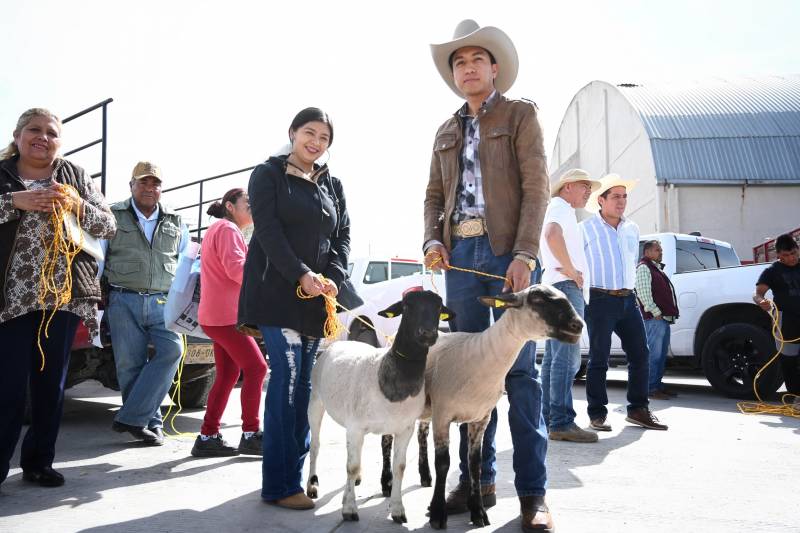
[586,173,639,212]
[430,19,519,98]
[550,168,602,197]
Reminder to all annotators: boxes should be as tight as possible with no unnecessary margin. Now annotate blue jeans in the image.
[445,234,547,497]
[0,311,79,485]
[584,291,649,419]
[541,280,585,431]
[259,327,320,501]
[644,318,671,393]
[107,290,183,429]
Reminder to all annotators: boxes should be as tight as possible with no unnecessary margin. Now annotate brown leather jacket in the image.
[423,94,549,257]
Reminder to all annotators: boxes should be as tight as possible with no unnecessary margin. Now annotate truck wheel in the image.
[171,364,216,408]
[701,323,783,399]
[350,321,379,347]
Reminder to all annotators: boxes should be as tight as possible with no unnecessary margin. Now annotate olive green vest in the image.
[104,199,182,293]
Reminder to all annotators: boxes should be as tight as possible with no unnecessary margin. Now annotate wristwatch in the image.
[514,254,537,271]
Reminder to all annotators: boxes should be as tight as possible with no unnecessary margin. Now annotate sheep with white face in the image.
[306,290,454,523]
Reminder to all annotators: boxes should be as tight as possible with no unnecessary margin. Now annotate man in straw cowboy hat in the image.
[540,169,601,444]
[580,174,669,432]
[423,19,553,532]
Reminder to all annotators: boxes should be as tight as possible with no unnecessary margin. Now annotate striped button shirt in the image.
[580,214,640,290]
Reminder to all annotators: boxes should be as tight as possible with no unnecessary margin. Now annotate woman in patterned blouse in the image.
[0,108,116,490]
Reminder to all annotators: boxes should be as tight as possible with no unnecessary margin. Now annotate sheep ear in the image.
[478,293,523,309]
[378,300,403,318]
[439,305,456,322]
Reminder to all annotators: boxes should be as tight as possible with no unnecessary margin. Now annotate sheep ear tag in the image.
[439,312,451,321]
[384,312,395,318]
[494,300,506,308]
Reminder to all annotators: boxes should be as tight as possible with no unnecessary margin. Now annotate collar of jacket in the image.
[268,155,330,183]
[1,155,66,185]
[453,91,505,120]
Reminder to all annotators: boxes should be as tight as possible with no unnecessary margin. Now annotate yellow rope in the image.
[424,250,511,291]
[162,335,195,438]
[36,185,83,371]
[737,302,800,419]
[296,281,347,341]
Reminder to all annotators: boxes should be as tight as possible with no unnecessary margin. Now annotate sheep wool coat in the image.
[238,155,350,338]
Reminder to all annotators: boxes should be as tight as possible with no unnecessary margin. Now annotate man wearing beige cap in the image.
[423,19,552,532]
[539,169,599,443]
[103,161,188,445]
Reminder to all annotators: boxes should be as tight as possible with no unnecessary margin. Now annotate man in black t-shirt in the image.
[754,233,800,403]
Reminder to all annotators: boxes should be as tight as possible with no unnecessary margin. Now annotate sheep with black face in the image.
[306,290,454,524]
[381,284,583,529]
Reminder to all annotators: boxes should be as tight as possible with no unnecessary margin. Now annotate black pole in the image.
[197,181,204,241]
[101,102,109,196]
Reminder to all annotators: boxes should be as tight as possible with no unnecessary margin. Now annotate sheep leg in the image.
[467,417,491,527]
[306,391,324,499]
[428,419,450,530]
[389,426,413,523]
[380,434,394,496]
[417,419,432,487]
[342,429,364,521]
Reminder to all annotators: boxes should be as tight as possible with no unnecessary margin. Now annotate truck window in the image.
[364,261,388,284]
[390,262,423,279]
[675,241,740,273]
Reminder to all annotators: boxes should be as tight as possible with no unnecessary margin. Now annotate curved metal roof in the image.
[616,76,800,185]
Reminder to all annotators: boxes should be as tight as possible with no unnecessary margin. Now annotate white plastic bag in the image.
[164,242,209,339]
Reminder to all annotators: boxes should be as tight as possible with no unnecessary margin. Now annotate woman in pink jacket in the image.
[192,188,267,457]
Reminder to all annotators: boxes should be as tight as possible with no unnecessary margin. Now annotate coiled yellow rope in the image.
[296,281,347,341]
[737,302,800,418]
[36,185,83,371]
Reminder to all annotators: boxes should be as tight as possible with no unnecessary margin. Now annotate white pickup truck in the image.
[596,232,780,399]
[341,235,782,399]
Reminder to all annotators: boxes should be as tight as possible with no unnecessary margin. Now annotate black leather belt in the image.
[590,288,632,297]
[112,286,165,296]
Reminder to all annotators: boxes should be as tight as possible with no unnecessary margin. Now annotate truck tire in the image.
[171,364,216,408]
[701,323,783,399]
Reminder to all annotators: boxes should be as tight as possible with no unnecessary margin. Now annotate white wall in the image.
[673,185,800,259]
[550,81,657,225]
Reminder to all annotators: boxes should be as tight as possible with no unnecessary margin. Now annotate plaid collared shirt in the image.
[452,90,499,224]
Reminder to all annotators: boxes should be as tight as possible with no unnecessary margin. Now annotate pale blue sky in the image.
[2,0,798,257]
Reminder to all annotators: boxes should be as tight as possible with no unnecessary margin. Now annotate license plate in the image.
[184,343,215,364]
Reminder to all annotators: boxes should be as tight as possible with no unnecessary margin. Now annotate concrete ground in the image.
[1,369,798,533]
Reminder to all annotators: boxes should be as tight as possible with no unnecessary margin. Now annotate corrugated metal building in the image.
[549,76,800,258]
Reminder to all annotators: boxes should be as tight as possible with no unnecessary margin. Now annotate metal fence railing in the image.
[62,98,113,195]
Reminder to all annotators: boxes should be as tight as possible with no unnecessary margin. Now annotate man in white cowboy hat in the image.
[539,169,600,444]
[580,174,669,432]
[423,19,553,532]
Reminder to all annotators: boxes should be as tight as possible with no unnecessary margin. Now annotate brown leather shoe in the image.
[267,492,315,510]
[444,482,496,514]
[648,390,671,400]
[589,416,612,431]
[520,495,554,532]
[625,407,668,430]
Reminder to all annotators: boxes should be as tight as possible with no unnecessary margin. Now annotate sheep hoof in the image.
[420,474,432,487]
[306,475,318,498]
[470,507,490,527]
[306,486,317,499]
[355,476,362,486]
[429,506,447,530]
[342,511,360,522]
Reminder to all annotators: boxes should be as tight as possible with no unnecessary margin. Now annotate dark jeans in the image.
[0,311,79,485]
[445,234,547,497]
[259,326,320,501]
[585,291,649,419]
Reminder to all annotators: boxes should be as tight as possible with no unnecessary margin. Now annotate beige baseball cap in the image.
[131,161,163,182]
